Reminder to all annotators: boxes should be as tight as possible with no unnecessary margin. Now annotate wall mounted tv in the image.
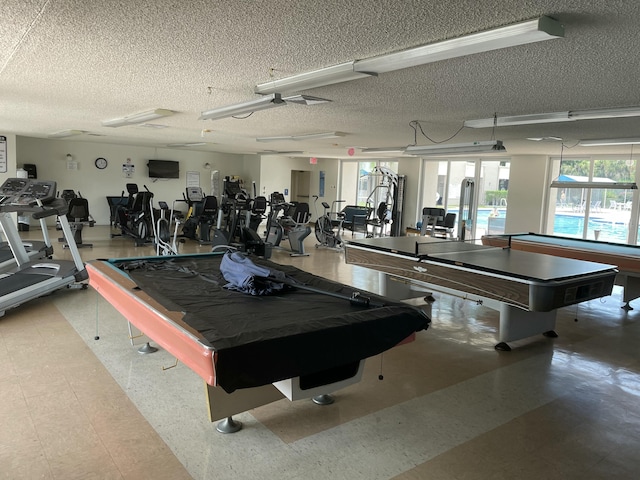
[147,159,179,179]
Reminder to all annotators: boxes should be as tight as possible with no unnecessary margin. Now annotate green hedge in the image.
[484,190,508,206]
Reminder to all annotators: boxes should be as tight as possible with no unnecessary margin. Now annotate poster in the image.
[186,171,200,187]
[319,170,325,197]
[0,136,7,173]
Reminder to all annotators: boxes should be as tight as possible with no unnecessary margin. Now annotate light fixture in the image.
[255,17,562,95]
[48,130,86,138]
[199,93,285,121]
[166,142,207,147]
[255,62,375,95]
[570,106,640,120]
[466,105,640,128]
[360,146,410,155]
[258,150,305,156]
[465,111,570,128]
[282,95,332,105]
[579,138,640,147]
[102,108,174,127]
[405,140,506,156]
[355,16,563,74]
[256,131,346,142]
[527,136,563,142]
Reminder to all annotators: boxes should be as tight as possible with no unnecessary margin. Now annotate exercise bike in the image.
[313,195,345,250]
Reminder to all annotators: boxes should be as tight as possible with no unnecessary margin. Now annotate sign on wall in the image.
[0,136,7,173]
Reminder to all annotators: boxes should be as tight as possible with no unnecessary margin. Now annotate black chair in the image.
[63,197,95,248]
[433,213,456,238]
[420,207,445,235]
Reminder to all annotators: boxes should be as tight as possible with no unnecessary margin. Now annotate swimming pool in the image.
[474,209,632,243]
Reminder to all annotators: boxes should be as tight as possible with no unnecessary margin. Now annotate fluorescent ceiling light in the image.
[570,106,640,120]
[527,136,563,142]
[258,150,305,156]
[256,131,345,142]
[166,142,207,147]
[360,146,407,153]
[292,131,345,141]
[355,16,563,74]
[255,17,562,94]
[137,123,170,129]
[283,95,332,105]
[579,138,640,147]
[255,62,375,95]
[550,181,638,190]
[466,105,640,128]
[199,93,285,121]
[465,111,570,128]
[405,140,505,156]
[102,108,174,127]
[48,129,85,138]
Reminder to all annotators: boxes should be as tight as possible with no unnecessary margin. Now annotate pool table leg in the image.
[619,274,640,310]
[204,382,284,432]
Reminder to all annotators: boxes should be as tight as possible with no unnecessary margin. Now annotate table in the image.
[482,233,640,310]
[344,236,617,350]
[87,253,429,431]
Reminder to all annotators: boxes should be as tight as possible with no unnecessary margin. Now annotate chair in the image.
[63,197,95,248]
[339,205,371,237]
[432,213,456,238]
[420,207,445,235]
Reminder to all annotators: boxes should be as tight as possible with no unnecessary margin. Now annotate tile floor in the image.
[1,225,640,479]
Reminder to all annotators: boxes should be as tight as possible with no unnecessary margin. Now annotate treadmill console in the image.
[0,178,57,207]
[0,178,28,196]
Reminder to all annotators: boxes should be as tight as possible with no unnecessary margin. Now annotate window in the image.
[420,158,510,240]
[548,157,638,243]
[340,160,399,207]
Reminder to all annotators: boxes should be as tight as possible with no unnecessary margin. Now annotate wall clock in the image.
[95,157,108,169]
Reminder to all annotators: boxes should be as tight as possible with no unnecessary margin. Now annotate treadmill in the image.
[0,236,53,274]
[0,178,87,317]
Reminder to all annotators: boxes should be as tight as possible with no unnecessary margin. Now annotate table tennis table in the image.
[482,233,640,310]
[344,236,617,350]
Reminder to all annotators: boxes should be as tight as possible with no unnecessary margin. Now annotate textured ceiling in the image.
[2,0,640,158]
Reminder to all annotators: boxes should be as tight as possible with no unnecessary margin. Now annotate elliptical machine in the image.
[180,187,205,240]
[197,195,218,244]
[111,184,154,246]
[150,199,182,255]
[265,192,287,247]
[264,192,312,256]
[210,178,269,257]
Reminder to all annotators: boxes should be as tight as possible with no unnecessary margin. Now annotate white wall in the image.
[12,135,553,235]
[258,155,340,220]
[16,137,244,225]
[504,155,548,233]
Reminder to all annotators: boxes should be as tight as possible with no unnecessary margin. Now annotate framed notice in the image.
[186,171,200,187]
[0,136,7,173]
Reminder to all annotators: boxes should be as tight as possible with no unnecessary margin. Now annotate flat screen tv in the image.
[148,159,179,179]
